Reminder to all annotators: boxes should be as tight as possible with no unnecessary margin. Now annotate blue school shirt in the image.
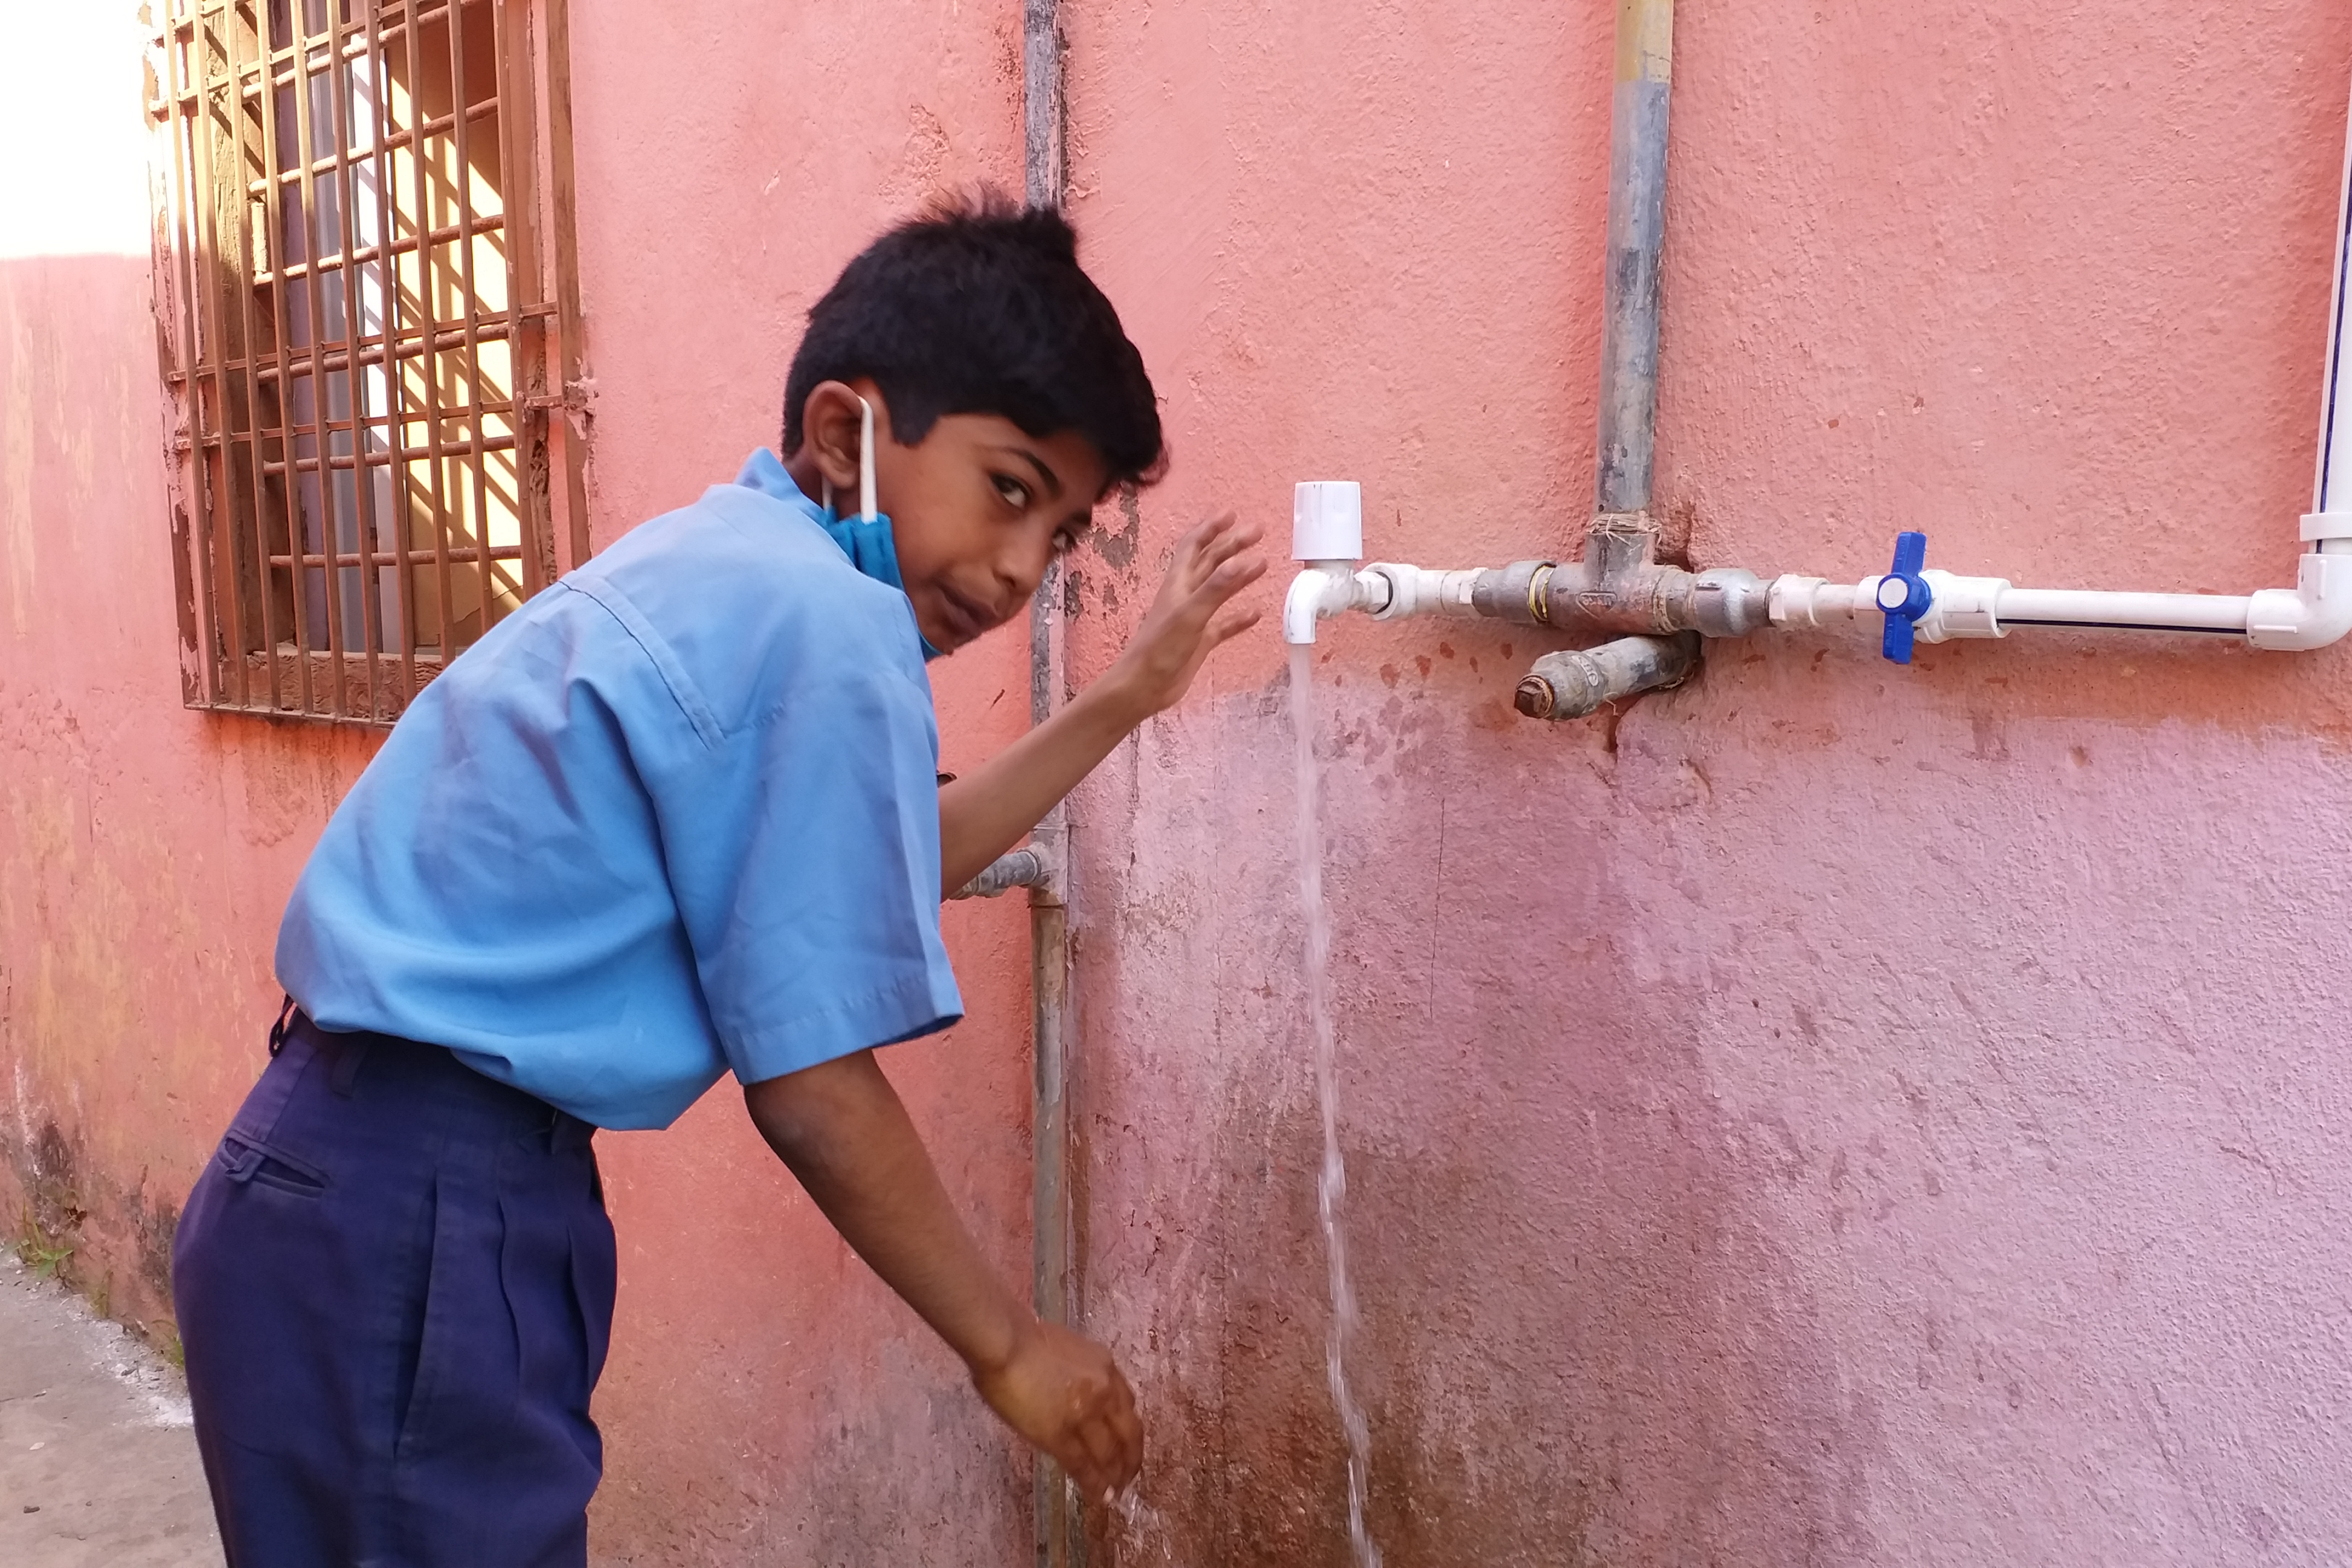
[273,450,964,1129]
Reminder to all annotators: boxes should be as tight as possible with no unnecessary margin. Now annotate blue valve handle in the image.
[1878,530,1931,664]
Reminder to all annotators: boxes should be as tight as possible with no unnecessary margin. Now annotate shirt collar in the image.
[733,448,944,661]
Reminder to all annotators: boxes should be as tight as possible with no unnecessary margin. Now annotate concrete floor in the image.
[0,1253,219,1567]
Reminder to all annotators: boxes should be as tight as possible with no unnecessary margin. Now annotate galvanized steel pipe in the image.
[1596,0,1674,516]
[1515,632,1699,720]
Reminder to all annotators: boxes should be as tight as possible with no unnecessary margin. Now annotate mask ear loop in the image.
[857,394,878,523]
[818,395,880,521]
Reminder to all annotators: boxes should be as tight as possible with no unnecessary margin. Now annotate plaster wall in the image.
[1057,1,2352,1564]
[8,1,2352,1566]
[1,4,1047,1561]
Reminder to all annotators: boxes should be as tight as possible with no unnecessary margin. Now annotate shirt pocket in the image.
[214,1130,332,1198]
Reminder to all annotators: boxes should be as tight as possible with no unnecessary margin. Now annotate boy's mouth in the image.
[930,583,998,648]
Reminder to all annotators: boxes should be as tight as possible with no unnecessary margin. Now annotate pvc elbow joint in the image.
[2248,543,2352,650]
[1284,564,1357,645]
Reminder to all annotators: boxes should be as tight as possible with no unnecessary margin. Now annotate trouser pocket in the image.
[214,1131,331,1198]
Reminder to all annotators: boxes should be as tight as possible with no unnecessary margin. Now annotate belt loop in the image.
[267,994,299,1059]
[327,1034,371,1098]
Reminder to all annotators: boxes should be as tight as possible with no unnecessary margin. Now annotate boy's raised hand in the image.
[937,509,1269,892]
[1101,511,1269,720]
[972,1317,1144,1502]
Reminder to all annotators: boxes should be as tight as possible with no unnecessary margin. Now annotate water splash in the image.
[1290,644,1382,1568]
[1108,1482,1178,1566]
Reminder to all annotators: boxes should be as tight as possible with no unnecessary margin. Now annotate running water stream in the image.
[1289,645,1382,1568]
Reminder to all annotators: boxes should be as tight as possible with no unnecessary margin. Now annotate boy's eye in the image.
[1051,529,1076,555]
[992,474,1032,509]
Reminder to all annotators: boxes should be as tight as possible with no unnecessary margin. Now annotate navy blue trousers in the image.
[174,1009,615,1567]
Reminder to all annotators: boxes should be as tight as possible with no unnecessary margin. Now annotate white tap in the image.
[1283,481,1386,644]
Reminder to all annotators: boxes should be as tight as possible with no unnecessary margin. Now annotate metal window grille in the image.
[149,0,587,725]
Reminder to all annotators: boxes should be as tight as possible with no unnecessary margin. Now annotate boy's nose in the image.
[999,540,1053,609]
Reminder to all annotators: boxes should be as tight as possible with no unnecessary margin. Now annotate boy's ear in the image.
[800,380,893,495]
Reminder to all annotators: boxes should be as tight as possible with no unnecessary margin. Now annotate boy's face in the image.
[793,380,1111,655]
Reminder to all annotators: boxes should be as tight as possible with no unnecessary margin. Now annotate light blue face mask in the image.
[820,395,946,662]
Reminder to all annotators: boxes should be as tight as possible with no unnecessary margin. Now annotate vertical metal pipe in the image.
[1594,0,1673,517]
[1022,5,1081,1564]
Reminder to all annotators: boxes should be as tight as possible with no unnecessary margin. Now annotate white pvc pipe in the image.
[2318,65,2352,519]
[1992,589,2252,633]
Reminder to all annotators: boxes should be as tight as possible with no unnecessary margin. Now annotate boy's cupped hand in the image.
[1101,512,1268,719]
[973,1316,1144,1502]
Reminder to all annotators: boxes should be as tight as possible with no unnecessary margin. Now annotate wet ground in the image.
[0,1253,219,1566]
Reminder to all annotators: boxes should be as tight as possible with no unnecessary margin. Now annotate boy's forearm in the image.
[939,675,1147,892]
[744,1051,1030,1376]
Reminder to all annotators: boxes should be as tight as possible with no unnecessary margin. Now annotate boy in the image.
[172,198,1266,1566]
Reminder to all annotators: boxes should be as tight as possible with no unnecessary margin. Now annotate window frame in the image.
[147,0,589,726]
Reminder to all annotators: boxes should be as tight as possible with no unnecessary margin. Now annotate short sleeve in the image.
[641,653,963,1085]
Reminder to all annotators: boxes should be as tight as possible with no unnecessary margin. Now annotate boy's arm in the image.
[941,512,1266,892]
[744,1051,1142,1500]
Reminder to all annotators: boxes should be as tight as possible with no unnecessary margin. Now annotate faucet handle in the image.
[1293,481,1363,563]
[1877,530,1932,664]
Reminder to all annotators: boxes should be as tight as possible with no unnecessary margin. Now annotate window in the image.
[149,0,586,724]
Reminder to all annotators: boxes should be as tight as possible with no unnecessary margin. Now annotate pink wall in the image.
[11,2,2352,1564]
[1060,1,2352,1563]
[559,2,1044,1558]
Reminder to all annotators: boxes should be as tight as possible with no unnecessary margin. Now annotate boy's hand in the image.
[936,510,1266,890]
[1101,512,1268,720]
[971,1318,1143,1503]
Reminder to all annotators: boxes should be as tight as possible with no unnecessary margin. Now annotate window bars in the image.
[150,0,586,724]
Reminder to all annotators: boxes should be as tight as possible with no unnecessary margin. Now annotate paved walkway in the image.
[0,1253,219,1566]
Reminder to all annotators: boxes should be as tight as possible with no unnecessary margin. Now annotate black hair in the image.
[782,192,1165,488]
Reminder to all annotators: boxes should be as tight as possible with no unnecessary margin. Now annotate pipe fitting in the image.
[1283,563,1388,644]
[1364,561,1483,621]
[2248,541,2352,650]
[1468,560,1557,625]
[1689,567,1772,637]
[1538,518,1684,635]
[1514,631,1700,720]
[953,844,1050,900]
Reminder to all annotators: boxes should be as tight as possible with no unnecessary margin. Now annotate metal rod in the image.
[1024,2,1082,1563]
[209,311,546,385]
[1595,0,1674,516]
[168,4,230,707]
[252,0,312,710]
[540,0,592,577]
[447,1,512,622]
[262,434,515,476]
[404,0,458,655]
[268,550,520,570]
[287,0,351,713]
[191,5,254,705]
[247,214,506,286]
[200,1,462,87]
[327,0,386,720]
[180,396,518,435]
[237,102,498,190]
[223,1,284,710]
[489,0,545,595]
[364,0,419,705]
